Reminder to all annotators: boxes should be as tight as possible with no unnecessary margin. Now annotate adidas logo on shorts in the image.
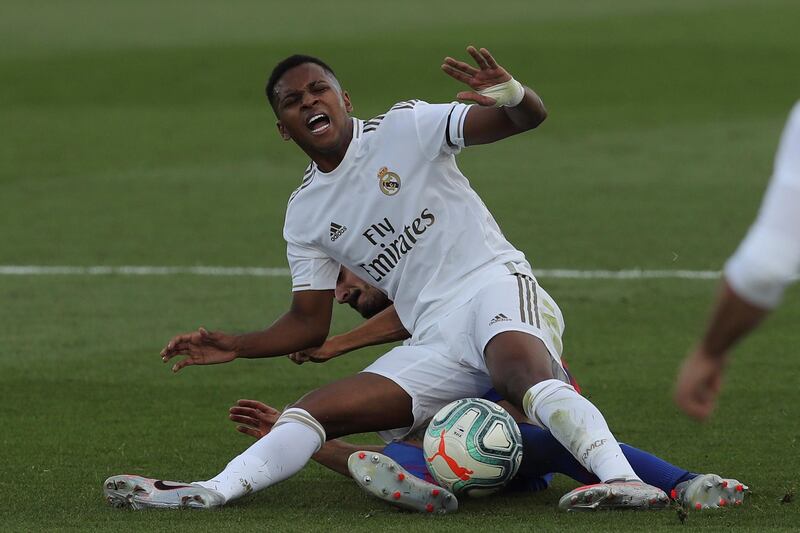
[330,222,347,241]
[489,313,512,326]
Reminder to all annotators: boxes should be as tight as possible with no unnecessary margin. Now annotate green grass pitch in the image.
[2,1,799,530]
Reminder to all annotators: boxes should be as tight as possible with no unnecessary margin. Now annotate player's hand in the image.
[160,327,238,373]
[288,339,342,365]
[674,346,727,421]
[228,399,281,439]
[441,45,513,107]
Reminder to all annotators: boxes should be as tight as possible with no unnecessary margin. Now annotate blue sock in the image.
[382,441,436,484]
[517,423,597,485]
[516,423,697,492]
[619,443,697,492]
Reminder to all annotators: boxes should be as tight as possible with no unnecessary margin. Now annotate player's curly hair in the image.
[266,55,337,111]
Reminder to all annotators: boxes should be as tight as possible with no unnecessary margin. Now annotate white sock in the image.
[195,409,325,502]
[523,379,639,483]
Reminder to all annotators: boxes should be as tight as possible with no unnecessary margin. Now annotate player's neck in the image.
[306,122,354,173]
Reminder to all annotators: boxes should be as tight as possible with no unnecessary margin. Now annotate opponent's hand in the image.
[674,346,727,421]
[288,339,342,365]
[160,327,238,373]
[441,45,513,107]
[228,399,281,439]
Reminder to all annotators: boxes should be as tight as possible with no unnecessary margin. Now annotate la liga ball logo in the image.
[377,166,401,196]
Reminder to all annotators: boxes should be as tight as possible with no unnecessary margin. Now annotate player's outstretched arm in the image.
[288,304,410,365]
[674,279,769,420]
[228,399,383,477]
[161,290,334,372]
[442,45,547,146]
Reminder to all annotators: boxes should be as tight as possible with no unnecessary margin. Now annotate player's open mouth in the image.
[306,113,331,135]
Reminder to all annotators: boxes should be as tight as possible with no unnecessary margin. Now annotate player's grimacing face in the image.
[274,64,352,153]
[335,267,391,319]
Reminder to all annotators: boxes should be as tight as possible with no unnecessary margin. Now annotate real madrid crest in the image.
[377,166,401,196]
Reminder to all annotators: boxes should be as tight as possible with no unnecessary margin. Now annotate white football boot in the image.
[347,451,458,514]
[671,473,748,510]
[558,479,670,511]
[103,475,225,509]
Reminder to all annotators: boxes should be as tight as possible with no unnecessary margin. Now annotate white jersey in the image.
[283,100,531,333]
[725,101,800,308]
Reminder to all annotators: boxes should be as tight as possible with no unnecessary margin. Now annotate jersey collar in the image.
[313,118,364,179]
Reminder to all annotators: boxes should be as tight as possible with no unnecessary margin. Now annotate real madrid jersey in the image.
[283,100,532,334]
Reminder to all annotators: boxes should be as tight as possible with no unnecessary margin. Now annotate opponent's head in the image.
[266,55,353,155]
[335,266,391,319]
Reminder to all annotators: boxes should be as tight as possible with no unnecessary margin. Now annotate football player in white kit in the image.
[675,102,800,420]
[104,46,668,511]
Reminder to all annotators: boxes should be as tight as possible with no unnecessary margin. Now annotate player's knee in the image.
[486,348,556,405]
[490,370,553,408]
[273,407,327,449]
[522,379,577,425]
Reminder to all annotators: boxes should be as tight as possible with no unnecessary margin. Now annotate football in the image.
[423,398,523,497]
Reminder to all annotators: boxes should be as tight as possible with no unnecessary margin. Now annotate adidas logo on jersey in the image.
[489,313,512,326]
[330,222,347,241]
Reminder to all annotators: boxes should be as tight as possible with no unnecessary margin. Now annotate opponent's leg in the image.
[516,424,692,490]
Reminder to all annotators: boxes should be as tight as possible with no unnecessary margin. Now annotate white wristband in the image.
[478,78,525,107]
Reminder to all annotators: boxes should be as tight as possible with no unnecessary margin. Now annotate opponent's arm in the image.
[442,46,547,146]
[289,304,410,364]
[229,399,383,478]
[161,290,334,372]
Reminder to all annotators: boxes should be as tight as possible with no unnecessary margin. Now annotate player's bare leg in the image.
[106,373,412,509]
[485,331,669,510]
[289,372,413,439]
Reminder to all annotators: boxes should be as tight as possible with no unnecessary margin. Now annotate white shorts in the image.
[363,271,567,442]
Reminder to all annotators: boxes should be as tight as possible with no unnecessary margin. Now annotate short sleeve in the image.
[413,101,472,160]
[286,240,338,292]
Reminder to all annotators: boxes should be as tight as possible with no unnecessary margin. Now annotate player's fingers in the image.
[236,399,274,412]
[229,406,260,418]
[172,358,193,373]
[467,45,490,69]
[456,90,496,106]
[199,327,216,341]
[256,403,280,417]
[289,352,310,364]
[161,333,192,356]
[441,64,473,84]
[480,47,499,69]
[236,425,263,439]
[255,412,278,426]
[229,414,260,427]
[443,56,478,75]
[162,343,198,361]
[674,379,711,420]
[686,399,712,421]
